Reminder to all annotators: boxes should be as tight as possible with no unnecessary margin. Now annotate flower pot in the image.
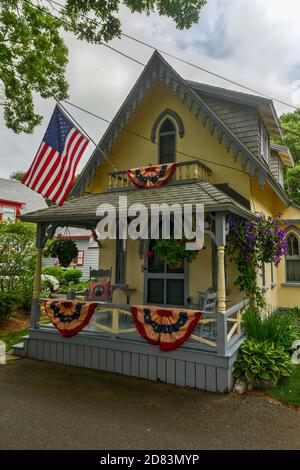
[168,261,183,270]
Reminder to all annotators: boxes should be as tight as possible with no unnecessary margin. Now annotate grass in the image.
[0,328,28,352]
[266,366,300,407]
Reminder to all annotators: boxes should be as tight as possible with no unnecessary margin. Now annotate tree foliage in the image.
[280,110,300,164]
[0,0,207,133]
[0,221,36,308]
[278,110,300,204]
[9,170,26,181]
[285,164,300,206]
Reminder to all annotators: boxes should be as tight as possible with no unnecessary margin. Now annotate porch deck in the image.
[14,299,249,393]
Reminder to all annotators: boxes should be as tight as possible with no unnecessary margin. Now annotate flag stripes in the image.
[22,105,89,206]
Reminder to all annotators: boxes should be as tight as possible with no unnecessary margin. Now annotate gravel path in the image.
[0,358,299,450]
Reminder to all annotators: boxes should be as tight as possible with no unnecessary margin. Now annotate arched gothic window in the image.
[158,119,176,164]
[286,232,300,282]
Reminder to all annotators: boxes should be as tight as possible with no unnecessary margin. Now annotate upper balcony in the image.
[107,160,212,191]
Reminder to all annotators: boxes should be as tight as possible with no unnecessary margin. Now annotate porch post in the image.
[31,223,45,329]
[215,213,226,314]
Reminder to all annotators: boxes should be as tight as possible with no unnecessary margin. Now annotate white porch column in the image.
[215,212,227,314]
[217,245,226,313]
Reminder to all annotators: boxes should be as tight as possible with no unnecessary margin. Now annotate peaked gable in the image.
[71,51,289,205]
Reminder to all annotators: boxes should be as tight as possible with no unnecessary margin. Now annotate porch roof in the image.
[20,181,252,225]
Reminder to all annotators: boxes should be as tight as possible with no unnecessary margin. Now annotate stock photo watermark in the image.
[95,197,205,250]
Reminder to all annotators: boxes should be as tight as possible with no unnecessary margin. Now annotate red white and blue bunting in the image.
[44,300,97,337]
[130,305,202,351]
[127,163,177,189]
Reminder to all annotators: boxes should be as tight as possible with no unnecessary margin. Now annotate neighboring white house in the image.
[43,227,100,280]
[0,177,48,220]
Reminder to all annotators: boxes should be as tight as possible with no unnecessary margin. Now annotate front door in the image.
[144,239,187,307]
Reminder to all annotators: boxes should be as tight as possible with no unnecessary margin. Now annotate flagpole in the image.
[55,99,117,171]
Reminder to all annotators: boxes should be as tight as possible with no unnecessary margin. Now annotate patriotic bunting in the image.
[130,305,202,351]
[127,163,177,189]
[44,300,97,337]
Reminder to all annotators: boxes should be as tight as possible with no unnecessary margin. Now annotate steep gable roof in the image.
[0,178,48,214]
[186,80,282,139]
[70,51,289,205]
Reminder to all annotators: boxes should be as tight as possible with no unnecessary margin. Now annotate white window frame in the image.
[278,158,284,186]
[74,250,84,267]
[260,122,269,164]
[286,232,300,282]
[1,205,16,221]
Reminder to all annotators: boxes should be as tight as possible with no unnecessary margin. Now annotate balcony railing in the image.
[107,160,212,190]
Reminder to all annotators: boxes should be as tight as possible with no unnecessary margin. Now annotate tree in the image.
[285,164,300,206]
[279,110,300,164]
[278,110,300,204]
[10,170,26,181]
[0,0,207,134]
[0,221,36,308]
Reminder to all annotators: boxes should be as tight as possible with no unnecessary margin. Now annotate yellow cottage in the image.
[19,51,300,392]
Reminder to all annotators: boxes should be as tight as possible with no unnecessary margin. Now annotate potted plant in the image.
[151,237,198,269]
[43,236,78,267]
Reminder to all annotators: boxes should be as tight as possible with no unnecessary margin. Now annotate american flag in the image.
[22,104,89,206]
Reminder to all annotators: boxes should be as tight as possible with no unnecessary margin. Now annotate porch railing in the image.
[34,298,249,356]
[107,160,212,190]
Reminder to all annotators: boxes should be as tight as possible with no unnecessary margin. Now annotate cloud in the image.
[1,0,300,178]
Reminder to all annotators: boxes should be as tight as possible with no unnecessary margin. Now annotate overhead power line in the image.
[24,0,300,143]
[44,0,298,111]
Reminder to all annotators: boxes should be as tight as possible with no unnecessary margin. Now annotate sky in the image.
[1,0,300,178]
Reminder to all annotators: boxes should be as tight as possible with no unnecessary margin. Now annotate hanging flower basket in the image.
[152,238,198,268]
[43,237,78,267]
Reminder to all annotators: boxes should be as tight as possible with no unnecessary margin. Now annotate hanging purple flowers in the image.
[227,213,288,306]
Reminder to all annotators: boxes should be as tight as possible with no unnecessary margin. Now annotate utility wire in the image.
[25,0,300,143]
[62,98,256,176]
[56,99,116,170]
[45,0,299,112]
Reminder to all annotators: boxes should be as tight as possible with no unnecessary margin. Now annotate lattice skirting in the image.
[14,329,237,393]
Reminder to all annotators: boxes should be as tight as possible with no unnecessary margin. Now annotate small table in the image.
[119,287,137,304]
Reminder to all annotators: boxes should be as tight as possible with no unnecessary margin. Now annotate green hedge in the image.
[42,266,82,286]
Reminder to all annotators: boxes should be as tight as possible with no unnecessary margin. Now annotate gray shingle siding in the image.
[197,94,261,159]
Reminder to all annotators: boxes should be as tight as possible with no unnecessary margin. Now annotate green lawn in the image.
[266,366,300,407]
[0,328,28,353]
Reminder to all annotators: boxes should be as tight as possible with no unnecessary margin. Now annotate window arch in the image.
[286,231,300,282]
[158,118,176,164]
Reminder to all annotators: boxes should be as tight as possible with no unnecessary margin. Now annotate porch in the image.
[15,299,249,393]
[17,161,253,393]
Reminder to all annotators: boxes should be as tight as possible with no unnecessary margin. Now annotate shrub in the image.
[42,266,82,286]
[0,291,20,320]
[0,221,36,309]
[62,269,82,285]
[57,281,89,294]
[233,338,293,385]
[243,307,298,351]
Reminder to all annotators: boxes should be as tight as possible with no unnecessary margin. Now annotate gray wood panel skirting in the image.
[14,329,237,393]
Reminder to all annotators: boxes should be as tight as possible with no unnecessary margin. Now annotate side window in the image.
[158,119,176,164]
[115,237,126,284]
[74,250,84,266]
[278,159,284,186]
[260,122,269,164]
[1,206,16,221]
[286,233,300,282]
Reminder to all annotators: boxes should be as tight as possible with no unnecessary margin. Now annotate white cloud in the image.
[1,0,300,178]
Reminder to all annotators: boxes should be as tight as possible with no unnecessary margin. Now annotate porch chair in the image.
[84,268,114,302]
[196,290,218,340]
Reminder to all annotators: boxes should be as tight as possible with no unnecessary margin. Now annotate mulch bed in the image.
[0,309,30,335]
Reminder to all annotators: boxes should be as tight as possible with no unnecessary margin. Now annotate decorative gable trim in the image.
[70,51,290,206]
